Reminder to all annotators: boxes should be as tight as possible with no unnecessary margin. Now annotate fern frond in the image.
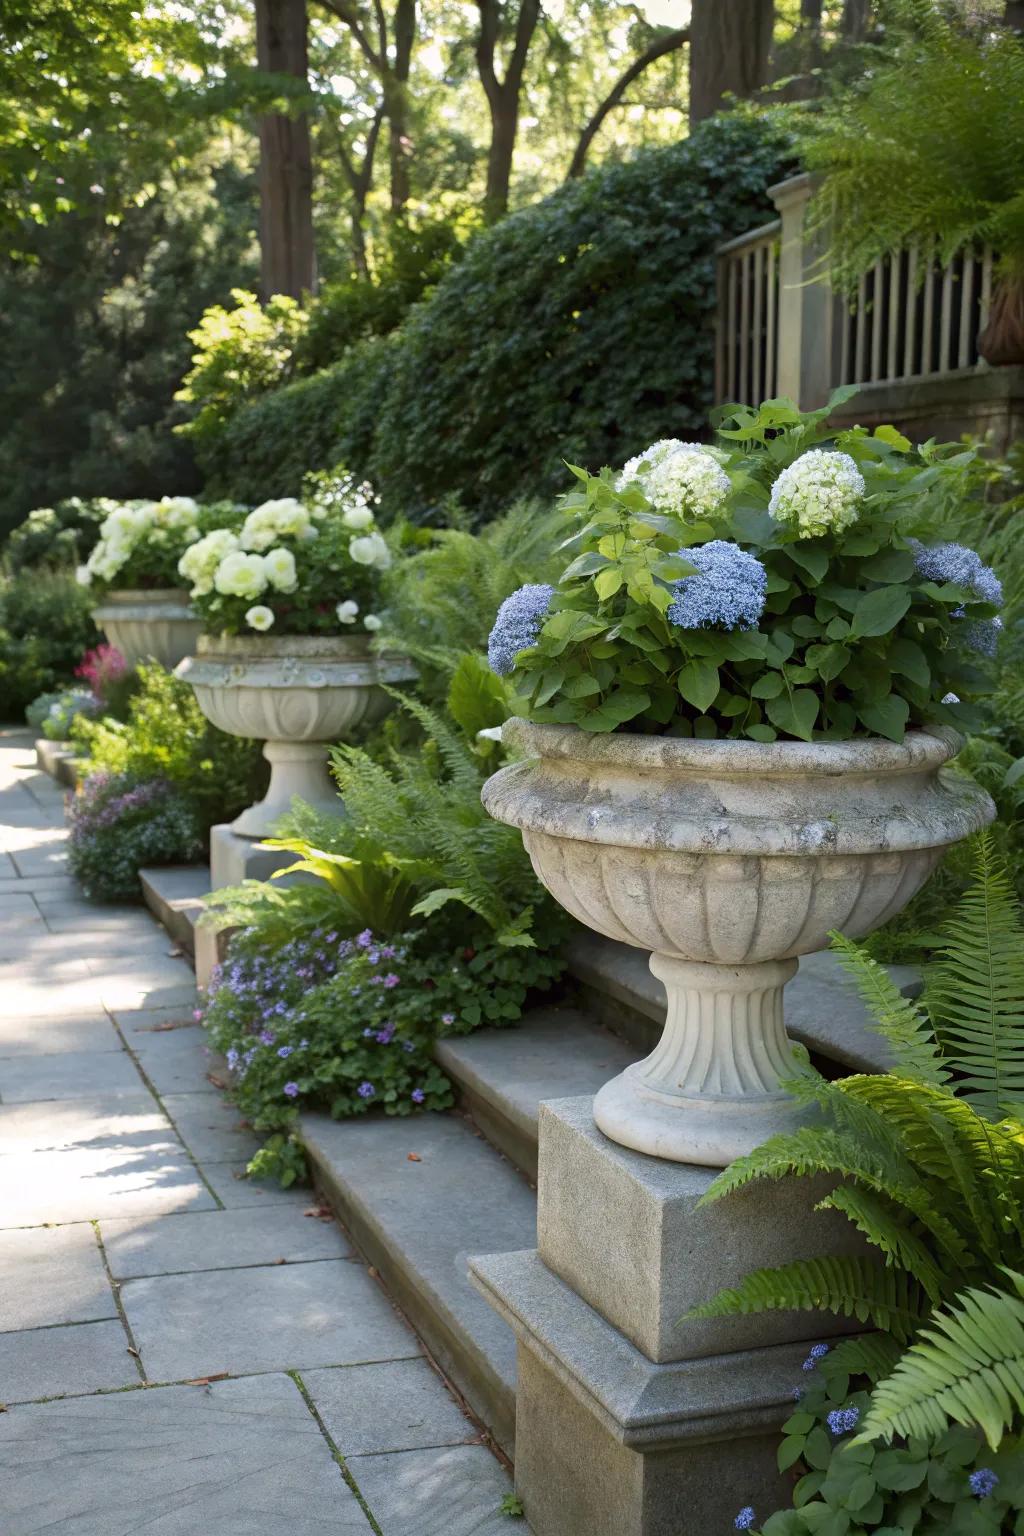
[860,1271,1024,1449]
[829,930,947,1087]
[925,830,1024,1119]
[814,1186,946,1304]
[820,1330,904,1390]
[685,1257,928,1342]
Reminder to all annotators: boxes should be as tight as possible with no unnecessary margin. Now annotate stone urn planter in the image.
[93,589,201,671]
[176,633,416,838]
[482,719,994,1167]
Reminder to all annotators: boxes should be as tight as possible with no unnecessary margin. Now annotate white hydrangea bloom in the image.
[83,496,201,586]
[263,547,298,593]
[363,613,382,631]
[336,600,359,624]
[154,496,199,528]
[349,531,391,570]
[342,505,374,531]
[214,550,269,599]
[245,605,275,632]
[618,441,731,519]
[240,498,313,551]
[768,450,865,538]
[178,529,239,596]
[75,565,91,587]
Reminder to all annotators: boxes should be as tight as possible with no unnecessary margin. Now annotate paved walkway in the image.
[0,730,517,1534]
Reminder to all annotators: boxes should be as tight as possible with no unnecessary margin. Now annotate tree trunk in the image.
[568,27,689,180]
[688,0,774,128]
[255,0,316,299]
[1004,0,1024,29]
[840,0,870,42]
[387,0,416,213]
[977,275,1024,367]
[475,0,542,222]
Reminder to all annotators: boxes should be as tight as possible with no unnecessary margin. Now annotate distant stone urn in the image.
[93,589,201,671]
[483,720,994,1167]
[176,634,416,838]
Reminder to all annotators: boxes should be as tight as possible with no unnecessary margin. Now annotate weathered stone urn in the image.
[93,589,201,671]
[176,633,416,839]
[483,719,994,1167]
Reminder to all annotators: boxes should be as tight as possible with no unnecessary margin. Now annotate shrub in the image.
[196,337,395,507]
[67,772,202,901]
[174,289,310,448]
[0,568,99,719]
[71,664,266,834]
[25,686,101,740]
[4,497,114,574]
[372,108,794,518]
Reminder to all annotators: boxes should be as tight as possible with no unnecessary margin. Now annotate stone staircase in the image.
[136,862,905,1465]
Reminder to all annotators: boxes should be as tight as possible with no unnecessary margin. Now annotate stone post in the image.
[769,172,837,410]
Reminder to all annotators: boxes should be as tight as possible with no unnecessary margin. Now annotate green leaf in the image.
[857,695,909,742]
[560,550,609,582]
[779,1434,807,1471]
[859,549,915,584]
[873,425,912,452]
[851,586,911,638]
[888,638,930,687]
[594,567,623,600]
[766,689,819,741]
[677,658,720,713]
[805,642,852,683]
[751,672,785,699]
[786,543,830,583]
[446,653,509,738]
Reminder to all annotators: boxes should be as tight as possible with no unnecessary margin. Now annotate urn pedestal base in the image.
[471,1097,865,1536]
[228,740,339,839]
[209,823,297,892]
[593,954,813,1167]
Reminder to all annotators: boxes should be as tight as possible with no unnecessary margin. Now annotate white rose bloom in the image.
[363,614,383,631]
[264,547,298,593]
[178,529,240,596]
[240,498,312,551]
[342,506,374,531]
[75,565,92,587]
[214,550,269,599]
[768,450,865,538]
[245,605,275,632]
[641,444,731,518]
[335,600,359,624]
[349,531,391,570]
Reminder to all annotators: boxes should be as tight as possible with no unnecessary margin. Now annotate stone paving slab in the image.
[304,1359,480,1455]
[0,1093,177,1156]
[0,1225,116,1331]
[0,1148,216,1227]
[120,1023,221,1094]
[202,1161,313,1207]
[347,1444,516,1535]
[159,1091,262,1162]
[101,1205,353,1278]
[121,1259,422,1381]
[0,1047,146,1102]
[0,1375,371,1534]
[0,1011,121,1056]
[0,1318,138,1402]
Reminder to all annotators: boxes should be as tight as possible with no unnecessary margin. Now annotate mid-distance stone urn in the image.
[483,719,994,1167]
[176,633,416,838]
[93,589,201,671]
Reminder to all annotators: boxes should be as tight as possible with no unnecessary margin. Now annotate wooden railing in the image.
[715,173,995,409]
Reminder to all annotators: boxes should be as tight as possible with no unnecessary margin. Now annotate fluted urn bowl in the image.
[93,588,201,671]
[176,633,416,838]
[482,719,994,1166]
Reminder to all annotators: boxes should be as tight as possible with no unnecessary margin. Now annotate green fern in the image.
[828,931,948,1089]
[688,1256,928,1343]
[861,1271,1024,1450]
[926,832,1024,1118]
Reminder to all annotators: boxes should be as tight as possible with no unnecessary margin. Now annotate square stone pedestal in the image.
[470,1096,864,1536]
[209,823,297,891]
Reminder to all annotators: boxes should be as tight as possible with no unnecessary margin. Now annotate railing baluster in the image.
[727,257,738,401]
[886,253,900,380]
[739,251,751,404]
[939,259,954,373]
[980,246,993,337]
[854,274,867,381]
[959,250,975,369]
[904,247,918,376]
[870,259,884,381]
[765,239,777,397]
[922,256,936,376]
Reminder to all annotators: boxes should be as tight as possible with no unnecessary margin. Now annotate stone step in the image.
[435,1005,634,1181]
[34,738,81,789]
[566,930,914,1076]
[301,1109,537,1459]
[140,865,210,956]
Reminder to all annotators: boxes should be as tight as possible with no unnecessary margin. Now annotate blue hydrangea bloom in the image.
[667,541,767,632]
[826,1406,860,1436]
[961,616,1003,657]
[734,1508,756,1531]
[487,583,555,675]
[970,1468,999,1499]
[357,1081,376,1099]
[910,540,1003,606]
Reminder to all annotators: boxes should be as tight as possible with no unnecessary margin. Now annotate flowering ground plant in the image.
[67,771,202,901]
[490,393,1002,742]
[25,685,100,740]
[199,917,561,1183]
[732,1337,1024,1536]
[179,477,392,638]
[76,497,207,592]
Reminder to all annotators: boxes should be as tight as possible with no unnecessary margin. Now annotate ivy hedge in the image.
[196,110,794,518]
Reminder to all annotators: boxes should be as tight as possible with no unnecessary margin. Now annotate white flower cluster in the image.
[618,440,730,519]
[178,494,389,634]
[79,497,201,586]
[768,450,865,539]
